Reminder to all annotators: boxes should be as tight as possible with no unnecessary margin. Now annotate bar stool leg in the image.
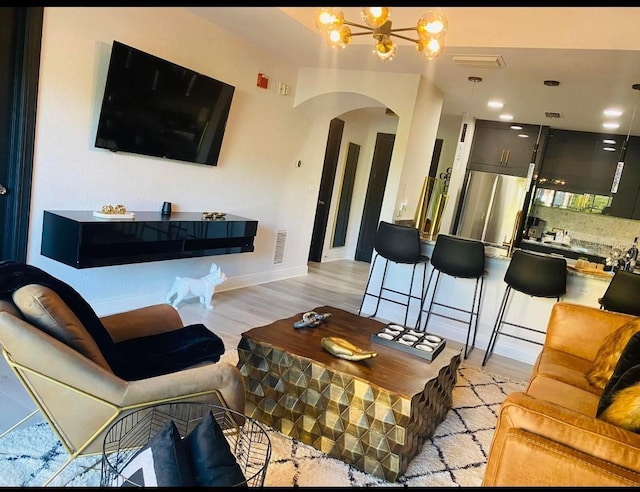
[417,268,441,332]
[482,285,512,366]
[415,262,429,329]
[358,253,381,316]
[403,263,419,327]
[464,276,484,359]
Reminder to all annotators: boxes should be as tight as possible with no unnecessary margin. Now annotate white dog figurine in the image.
[166,263,227,310]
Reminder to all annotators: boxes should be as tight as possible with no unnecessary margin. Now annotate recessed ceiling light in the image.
[604,109,623,117]
[499,114,514,121]
[603,122,620,129]
[603,139,616,144]
[603,147,616,151]
[517,134,529,138]
[510,125,523,130]
[487,101,503,109]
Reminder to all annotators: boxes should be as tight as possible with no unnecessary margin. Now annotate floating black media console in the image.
[42,210,258,268]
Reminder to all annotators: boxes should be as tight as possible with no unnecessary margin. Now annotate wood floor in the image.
[179,259,533,381]
[0,259,532,435]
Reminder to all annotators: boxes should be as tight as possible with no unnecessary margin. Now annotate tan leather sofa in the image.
[483,301,640,486]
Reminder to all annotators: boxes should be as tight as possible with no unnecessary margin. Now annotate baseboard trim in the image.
[93,265,309,316]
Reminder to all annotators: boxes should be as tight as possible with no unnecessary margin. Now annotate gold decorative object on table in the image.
[321,336,377,361]
[202,211,226,220]
[93,204,135,219]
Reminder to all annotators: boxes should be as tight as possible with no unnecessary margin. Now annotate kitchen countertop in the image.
[421,238,613,282]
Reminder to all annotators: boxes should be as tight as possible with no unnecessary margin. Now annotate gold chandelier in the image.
[314,7,448,62]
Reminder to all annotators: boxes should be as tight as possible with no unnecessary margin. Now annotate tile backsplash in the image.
[529,205,640,255]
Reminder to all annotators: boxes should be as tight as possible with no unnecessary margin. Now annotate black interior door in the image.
[0,7,42,262]
[308,118,344,262]
[355,132,395,262]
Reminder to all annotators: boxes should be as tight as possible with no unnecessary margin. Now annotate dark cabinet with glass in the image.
[605,136,640,219]
[537,129,621,195]
[468,119,548,177]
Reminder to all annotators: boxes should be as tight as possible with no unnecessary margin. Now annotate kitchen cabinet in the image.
[537,129,622,195]
[468,119,548,177]
[605,136,640,219]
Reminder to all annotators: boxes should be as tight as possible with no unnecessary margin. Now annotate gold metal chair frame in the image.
[0,346,229,487]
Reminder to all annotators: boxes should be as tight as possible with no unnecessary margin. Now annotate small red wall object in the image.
[257,73,269,89]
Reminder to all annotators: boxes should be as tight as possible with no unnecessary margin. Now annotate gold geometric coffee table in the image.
[236,306,462,482]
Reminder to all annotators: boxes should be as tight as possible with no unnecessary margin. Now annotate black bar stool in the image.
[416,234,486,359]
[358,221,430,327]
[598,269,640,316]
[482,249,567,366]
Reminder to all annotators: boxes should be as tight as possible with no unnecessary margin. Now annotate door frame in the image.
[355,132,395,262]
[308,117,345,262]
[0,7,42,262]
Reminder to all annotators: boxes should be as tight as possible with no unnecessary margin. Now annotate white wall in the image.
[29,7,445,315]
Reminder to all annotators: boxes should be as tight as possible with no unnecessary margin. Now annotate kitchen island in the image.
[358,240,614,366]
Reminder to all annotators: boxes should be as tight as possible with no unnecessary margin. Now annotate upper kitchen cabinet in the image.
[537,129,621,195]
[605,136,640,219]
[467,119,548,177]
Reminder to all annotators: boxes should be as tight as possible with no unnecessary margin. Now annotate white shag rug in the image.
[0,350,525,487]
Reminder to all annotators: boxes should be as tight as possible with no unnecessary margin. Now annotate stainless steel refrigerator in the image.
[454,170,528,246]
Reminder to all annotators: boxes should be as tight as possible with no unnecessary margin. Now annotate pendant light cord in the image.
[622,86,640,158]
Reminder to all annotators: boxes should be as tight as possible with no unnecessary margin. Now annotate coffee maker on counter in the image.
[526,216,547,241]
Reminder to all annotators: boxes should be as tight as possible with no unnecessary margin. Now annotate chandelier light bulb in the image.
[361,7,390,28]
[374,37,397,61]
[328,25,351,49]
[417,10,448,39]
[314,8,344,32]
[417,36,444,60]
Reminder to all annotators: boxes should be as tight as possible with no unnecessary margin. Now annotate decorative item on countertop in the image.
[624,236,639,271]
[321,336,377,361]
[605,247,625,272]
[202,211,226,220]
[93,204,135,219]
[293,311,331,329]
[161,201,172,216]
[372,323,446,361]
[165,262,226,310]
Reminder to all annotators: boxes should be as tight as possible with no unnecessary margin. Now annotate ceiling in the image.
[188,6,640,136]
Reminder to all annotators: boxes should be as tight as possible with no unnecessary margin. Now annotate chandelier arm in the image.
[343,20,373,31]
[349,32,375,37]
[389,33,419,43]
[388,27,418,33]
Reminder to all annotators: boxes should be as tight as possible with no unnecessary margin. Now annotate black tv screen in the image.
[95,41,235,166]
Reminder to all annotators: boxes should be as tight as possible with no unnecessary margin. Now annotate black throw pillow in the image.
[596,331,640,432]
[183,411,247,487]
[118,419,195,487]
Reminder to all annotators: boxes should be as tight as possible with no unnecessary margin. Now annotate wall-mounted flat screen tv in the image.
[95,41,235,167]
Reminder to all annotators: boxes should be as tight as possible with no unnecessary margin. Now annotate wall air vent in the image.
[451,54,505,69]
[273,230,287,264]
[545,111,563,119]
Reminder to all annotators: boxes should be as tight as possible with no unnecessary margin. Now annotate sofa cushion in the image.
[118,419,195,487]
[596,332,640,432]
[531,347,597,394]
[0,261,124,374]
[527,375,600,416]
[12,284,112,372]
[586,316,640,390]
[183,410,247,486]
